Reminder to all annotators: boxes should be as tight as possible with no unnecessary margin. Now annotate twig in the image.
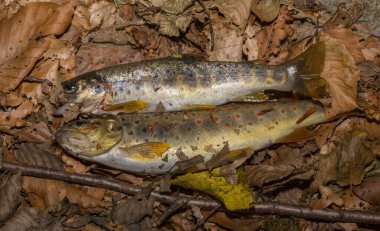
[191,204,222,231]
[157,198,190,226]
[3,161,380,224]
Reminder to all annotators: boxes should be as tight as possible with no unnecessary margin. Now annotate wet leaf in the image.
[14,122,54,143]
[0,172,22,223]
[251,0,280,22]
[318,42,360,118]
[312,128,376,190]
[217,0,252,29]
[207,14,243,61]
[112,195,155,225]
[0,1,74,93]
[246,145,315,187]
[0,207,38,231]
[353,175,380,205]
[161,0,193,14]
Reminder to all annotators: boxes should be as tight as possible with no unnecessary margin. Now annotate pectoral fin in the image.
[120,142,170,159]
[277,127,316,143]
[102,100,149,112]
[229,92,270,103]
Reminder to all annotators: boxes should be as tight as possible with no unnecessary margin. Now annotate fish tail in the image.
[285,42,329,98]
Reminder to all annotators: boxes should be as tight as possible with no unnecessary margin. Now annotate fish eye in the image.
[94,84,104,94]
[63,83,78,94]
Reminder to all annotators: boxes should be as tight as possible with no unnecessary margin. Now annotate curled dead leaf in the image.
[251,0,280,22]
[353,176,380,205]
[161,0,193,14]
[0,207,38,231]
[318,42,360,118]
[217,0,252,29]
[207,14,243,61]
[0,172,22,222]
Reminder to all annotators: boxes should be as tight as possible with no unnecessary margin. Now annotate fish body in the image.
[56,100,327,174]
[61,43,327,114]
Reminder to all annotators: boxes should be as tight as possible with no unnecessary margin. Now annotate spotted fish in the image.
[61,43,328,114]
[55,100,327,174]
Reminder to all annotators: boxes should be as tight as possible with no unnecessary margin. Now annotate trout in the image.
[61,43,328,114]
[55,100,326,174]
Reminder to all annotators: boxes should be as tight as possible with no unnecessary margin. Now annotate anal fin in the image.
[102,100,149,112]
[277,127,316,143]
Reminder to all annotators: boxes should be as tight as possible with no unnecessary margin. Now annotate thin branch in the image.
[191,204,222,231]
[2,161,380,225]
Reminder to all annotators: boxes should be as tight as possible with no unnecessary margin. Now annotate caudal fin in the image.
[285,42,329,99]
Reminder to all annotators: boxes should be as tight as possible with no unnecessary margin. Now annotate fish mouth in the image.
[55,129,92,156]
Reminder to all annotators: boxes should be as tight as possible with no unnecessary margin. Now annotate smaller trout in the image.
[60,43,328,114]
[56,100,326,174]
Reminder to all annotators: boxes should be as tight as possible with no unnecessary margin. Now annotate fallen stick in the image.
[2,161,380,225]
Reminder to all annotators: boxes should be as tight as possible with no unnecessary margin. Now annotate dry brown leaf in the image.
[318,42,360,118]
[0,39,50,93]
[206,212,262,231]
[341,190,372,210]
[14,122,54,143]
[245,145,315,187]
[311,127,376,190]
[29,60,60,85]
[88,1,117,30]
[321,28,366,64]
[0,207,38,231]
[217,0,252,29]
[74,43,144,77]
[0,100,34,128]
[112,195,154,225]
[42,39,75,61]
[0,1,74,93]
[251,0,280,22]
[360,37,380,65]
[311,186,343,209]
[353,175,380,205]
[255,6,293,63]
[207,14,243,61]
[0,172,22,222]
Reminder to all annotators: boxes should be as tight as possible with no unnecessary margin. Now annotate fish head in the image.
[56,115,123,157]
[62,74,107,104]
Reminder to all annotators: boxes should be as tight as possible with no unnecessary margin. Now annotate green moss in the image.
[171,168,254,211]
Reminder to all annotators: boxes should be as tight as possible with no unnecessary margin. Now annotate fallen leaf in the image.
[161,0,193,14]
[311,186,343,209]
[311,127,376,190]
[341,190,371,210]
[0,100,34,128]
[353,175,380,205]
[112,195,155,225]
[206,212,262,231]
[0,207,38,231]
[88,1,117,30]
[321,28,366,64]
[14,122,54,143]
[318,42,360,118]
[207,13,243,61]
[323,2,365,29]
[217,0,252,29]
[0,1,74,93]
[251,0,280,22]
[74,43,144,76]
[245,144,316,187]
[0,172,22,222]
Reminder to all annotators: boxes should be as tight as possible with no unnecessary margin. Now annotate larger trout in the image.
[55,100,326,174]
[61,43,328,114]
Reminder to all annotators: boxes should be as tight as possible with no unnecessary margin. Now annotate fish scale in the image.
[56,100,326,174]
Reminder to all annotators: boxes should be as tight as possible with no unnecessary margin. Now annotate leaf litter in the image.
[0,0,380,230]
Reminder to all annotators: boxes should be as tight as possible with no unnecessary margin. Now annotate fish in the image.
[60,43,328,114]
[55,100,327,174]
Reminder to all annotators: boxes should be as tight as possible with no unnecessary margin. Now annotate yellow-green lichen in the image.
[171,168,254,211]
